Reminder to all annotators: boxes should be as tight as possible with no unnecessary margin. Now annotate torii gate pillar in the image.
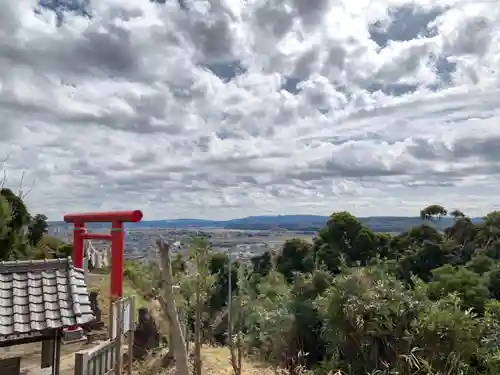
[63,210,143,298]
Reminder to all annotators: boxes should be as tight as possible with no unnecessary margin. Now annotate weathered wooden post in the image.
[128,296,135,375]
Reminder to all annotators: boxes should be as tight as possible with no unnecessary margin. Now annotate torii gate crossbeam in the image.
[64,210,143,298]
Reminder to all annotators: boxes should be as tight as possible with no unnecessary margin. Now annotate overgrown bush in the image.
[124,205,500,374]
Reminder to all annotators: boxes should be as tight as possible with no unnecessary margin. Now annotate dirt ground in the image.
[0,272,273,375]
[0,340,97,375]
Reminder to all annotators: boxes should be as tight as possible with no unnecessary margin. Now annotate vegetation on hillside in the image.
[128,204,500,375]
[0,187,71,261]
[5,186,500,374]
[120,215,465,232]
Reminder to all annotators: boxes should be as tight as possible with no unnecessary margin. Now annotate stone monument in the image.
[88,291,105,330]
[133,307,160,359]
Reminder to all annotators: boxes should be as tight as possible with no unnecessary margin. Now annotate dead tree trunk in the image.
[157,239,190,375]
[228,296,242,375]
[194,272,202,375]
[227,255,242,375]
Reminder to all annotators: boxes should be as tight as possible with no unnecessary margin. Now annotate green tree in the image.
[243,270,294,368]
[0,188,30,231]
[466,255,495,275]
[427,265,490,313]
[411,295,489,373]
[250,251,272,277]
[487,268,500,300]
[420,204,448,220]
[0,188,31,260]
[477,211,500,250]
[28,214,48,246]
[313,212,378,272]
[445,216,476,247]
[118,206,500,374]
[276,239,314,282]
[316,267,427,373]
[208,252,237,323]
[0,195,12,260]
[450,209,465,219]
[187,237,216,375]
[57,243,73,258]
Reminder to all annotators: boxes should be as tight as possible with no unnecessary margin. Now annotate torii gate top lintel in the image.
[63,210,143,298]
[64,210,143,224]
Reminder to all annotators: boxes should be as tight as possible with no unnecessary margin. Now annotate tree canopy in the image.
[125,205,500,375]
[0,188,67,260]
[6,190,500,374]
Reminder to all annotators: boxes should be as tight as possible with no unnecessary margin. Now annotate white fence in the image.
[74,339,117,375]
[74,297,135,375]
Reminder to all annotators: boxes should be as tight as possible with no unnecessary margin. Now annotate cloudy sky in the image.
[0,0,499,221]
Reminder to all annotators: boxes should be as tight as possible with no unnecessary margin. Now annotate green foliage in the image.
[79,204,500,374]
[317,267,426,373]
[0,189,48,260]
[0,188,30,232]
[420,204,448,220]
[27,214,48,246]
[123,260,163,299]
[0,195,13,260]
[0,188,31,260]
[276,238,314,282]
[0,188,72,261]
[243,270,295,365]
[6,189,500,374]
[160,206,496,374]
[208,252,237,314]
[427,265,490,313]
[466,255,494,275]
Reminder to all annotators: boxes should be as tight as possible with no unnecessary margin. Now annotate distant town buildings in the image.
[48,223,308,262]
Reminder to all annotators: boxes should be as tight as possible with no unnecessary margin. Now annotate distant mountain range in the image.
[51,215,483,233]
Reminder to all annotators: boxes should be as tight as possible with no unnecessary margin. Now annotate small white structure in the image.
[84,240,110,270]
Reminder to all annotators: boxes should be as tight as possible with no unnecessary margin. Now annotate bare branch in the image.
[17,171,25,197]
[0,152,12,189]
[14,170,36,199]
[0,152,12,165]
[1,170,6,189]
[21,177,36,199]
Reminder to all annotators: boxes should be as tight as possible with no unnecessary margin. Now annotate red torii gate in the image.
[64,210,143,298]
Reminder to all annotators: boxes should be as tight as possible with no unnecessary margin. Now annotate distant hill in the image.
[119,215,328,231]
[225,215,479,232]
[225,215,330,231]
[50,214,482,233]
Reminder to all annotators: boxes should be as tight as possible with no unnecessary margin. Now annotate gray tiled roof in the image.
[0,257,95,343]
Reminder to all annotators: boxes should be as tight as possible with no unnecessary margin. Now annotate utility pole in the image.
[227,248,233,350]
[227,247,242,375]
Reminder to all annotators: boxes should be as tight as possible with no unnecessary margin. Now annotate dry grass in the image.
[145,302,274,374]
[87,272,149,324]
[201,346,277,375]
[133,345,298,375]
[5,272,284,375]
[2,339,99,375]
[87,273,299,375]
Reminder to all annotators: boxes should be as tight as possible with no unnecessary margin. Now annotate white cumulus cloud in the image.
[1,0,500,220]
